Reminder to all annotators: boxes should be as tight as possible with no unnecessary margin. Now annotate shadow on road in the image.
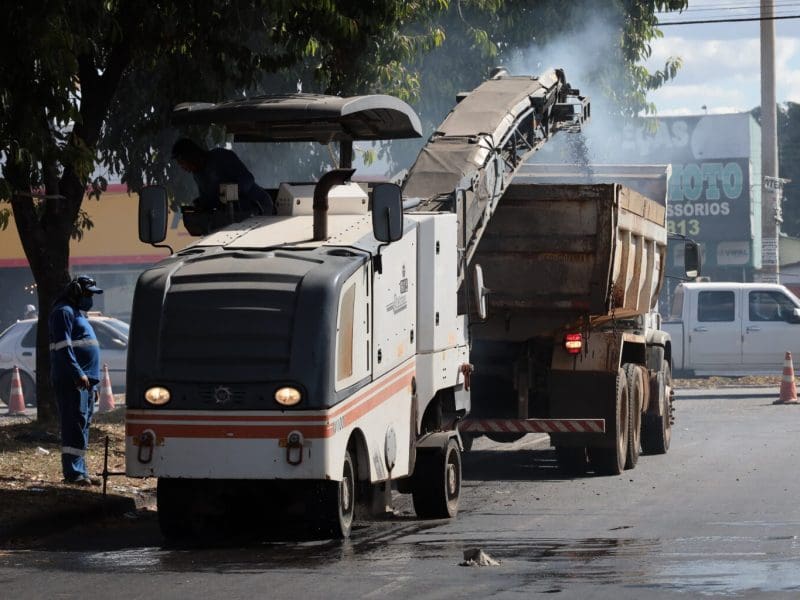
[0,486,137,547]
[462,447,585,482]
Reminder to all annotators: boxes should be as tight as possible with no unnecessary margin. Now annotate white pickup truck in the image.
[663,282,800,376]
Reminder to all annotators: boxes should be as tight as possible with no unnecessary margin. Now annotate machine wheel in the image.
[412,438,461,519]
[642,360,673,454]
[555,446,587,476]
[157,478,194,541]
[319,449,355,539]
[623,363,643,470]
[588,369,629,476]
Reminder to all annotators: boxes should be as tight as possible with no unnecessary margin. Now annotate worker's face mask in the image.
[78,295,93,312]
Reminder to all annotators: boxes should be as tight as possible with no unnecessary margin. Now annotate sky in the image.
[649,0,800,115]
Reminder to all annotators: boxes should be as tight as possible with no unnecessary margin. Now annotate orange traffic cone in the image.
[774,351,799,405]
[97,364,116,413]
[6,366,26,415]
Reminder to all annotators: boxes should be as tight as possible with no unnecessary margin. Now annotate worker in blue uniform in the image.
[171,137,273,215]
[49,275,103,485]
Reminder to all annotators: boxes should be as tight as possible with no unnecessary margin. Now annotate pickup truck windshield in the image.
[668,286,684,321]
[748,290,797,322]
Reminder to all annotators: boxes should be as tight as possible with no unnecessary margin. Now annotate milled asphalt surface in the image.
[0,384,786,544]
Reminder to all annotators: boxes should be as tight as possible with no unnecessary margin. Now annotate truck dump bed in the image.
[473,164,669,340]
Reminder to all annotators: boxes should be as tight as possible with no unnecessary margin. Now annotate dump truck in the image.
[126,69,588,540]
[459,164,699,475]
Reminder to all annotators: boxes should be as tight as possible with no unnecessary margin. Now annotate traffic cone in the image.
[6,366,26,415]
[97,364,116,413]
[774,351,799,405]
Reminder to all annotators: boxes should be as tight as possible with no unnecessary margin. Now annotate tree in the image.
[0,0,687,422]
[383,0,688,166]
[0,0,447,422]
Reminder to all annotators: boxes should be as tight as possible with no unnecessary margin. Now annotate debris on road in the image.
[460,548,501,567]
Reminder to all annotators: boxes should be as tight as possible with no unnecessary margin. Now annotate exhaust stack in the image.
[313,168,356,241]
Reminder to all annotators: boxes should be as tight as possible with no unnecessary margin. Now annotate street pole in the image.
[760,0,780,282]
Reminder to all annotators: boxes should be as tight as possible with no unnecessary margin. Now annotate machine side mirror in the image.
[473,264,489,320]
[789,307,800,324]
[372,183,404,243]
[684,241,701,279]
[139,185,168,244]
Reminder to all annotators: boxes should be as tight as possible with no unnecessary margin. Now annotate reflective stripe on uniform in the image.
[61,446,86,457]
[49,338,99,351]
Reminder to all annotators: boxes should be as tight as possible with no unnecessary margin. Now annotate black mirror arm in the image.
[373,243,388,275]
[151,242,174,255]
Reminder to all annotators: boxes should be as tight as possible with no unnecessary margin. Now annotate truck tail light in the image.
[564,333,582,355]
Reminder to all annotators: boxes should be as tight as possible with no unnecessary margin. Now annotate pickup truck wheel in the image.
[623,364,643,470]
[555,446,587,476]
[412,438,461,519]
[643,361,672,454]
[318,449,355,539]
[588,368,628,476]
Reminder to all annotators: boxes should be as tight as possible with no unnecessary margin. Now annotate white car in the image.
[0,314,128,407]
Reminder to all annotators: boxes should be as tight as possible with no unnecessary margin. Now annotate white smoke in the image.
[504,15,652,165]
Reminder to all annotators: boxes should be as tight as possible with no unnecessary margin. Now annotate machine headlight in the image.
[275,386,302,406]
[144,386,171,406]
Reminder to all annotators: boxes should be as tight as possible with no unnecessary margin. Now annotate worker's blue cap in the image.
[76,275,103,294]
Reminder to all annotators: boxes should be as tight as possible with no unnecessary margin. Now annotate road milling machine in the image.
[126,69,589,540]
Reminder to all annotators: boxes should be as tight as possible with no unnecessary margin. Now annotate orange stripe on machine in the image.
[126,363,415,440]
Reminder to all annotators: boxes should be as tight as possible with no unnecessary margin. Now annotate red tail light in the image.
[564,332,582,355]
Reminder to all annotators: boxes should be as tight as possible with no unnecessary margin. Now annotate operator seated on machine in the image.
[171,138,274,234]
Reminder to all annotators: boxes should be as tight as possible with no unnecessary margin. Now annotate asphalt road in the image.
[1,390,799,599]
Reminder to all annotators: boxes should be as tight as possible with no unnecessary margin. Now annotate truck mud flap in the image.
[547,370,617,448]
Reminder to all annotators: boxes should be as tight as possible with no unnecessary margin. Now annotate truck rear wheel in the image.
[623,363,643,470]
[588,368,628,476]
[412,438,461,518]
[643,360,672,454]
[318,449,355,538]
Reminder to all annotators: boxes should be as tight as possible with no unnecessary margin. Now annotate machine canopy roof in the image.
[172,93,423,143]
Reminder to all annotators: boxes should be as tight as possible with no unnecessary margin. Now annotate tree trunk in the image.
[10,166,81,424]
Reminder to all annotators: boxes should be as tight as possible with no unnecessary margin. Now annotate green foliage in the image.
[0,0,689,421]
[0,0,688,214]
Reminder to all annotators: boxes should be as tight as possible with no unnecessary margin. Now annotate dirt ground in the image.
[0,374,784,539]
[0,407,155,540]
[673,374,782,388]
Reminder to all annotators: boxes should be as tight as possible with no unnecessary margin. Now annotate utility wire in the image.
[687,1,800,8]
[669,0,800,11]
[659,14,800,25]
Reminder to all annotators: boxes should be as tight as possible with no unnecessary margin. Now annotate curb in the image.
[0,491,137,545]
[675,386,777,400]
